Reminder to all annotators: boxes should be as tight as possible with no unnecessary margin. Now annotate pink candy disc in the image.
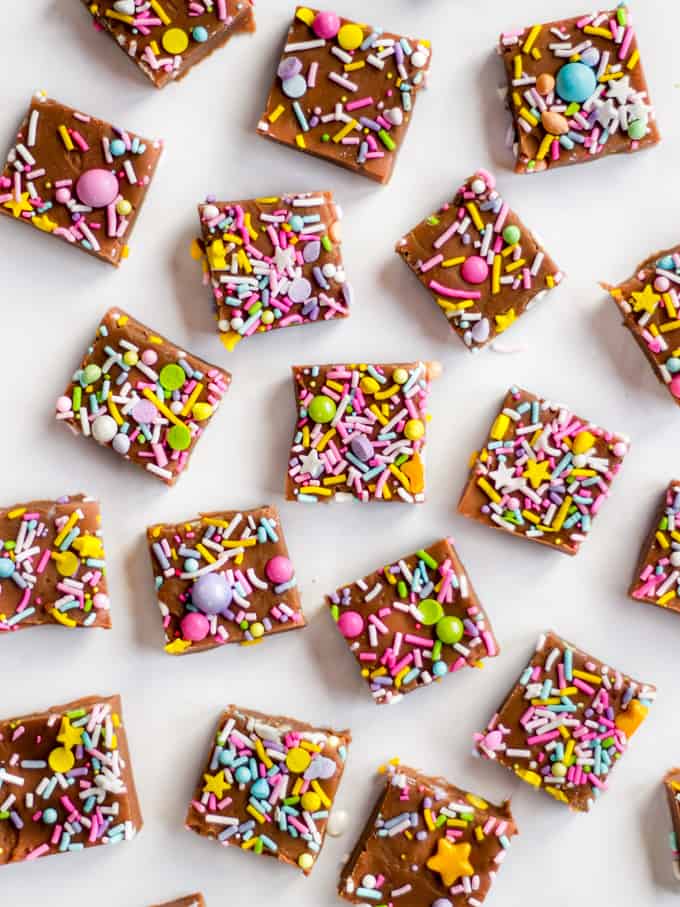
[181,612,210,642]
[337,610,364,638]
[131,399,158,424]
[461,256,489,285]
[76,168,119,208]
[141,349,158,365]
[93,593,109,610]
[265,555,294,584]
[56,396,71,413]
[313,11,341,39]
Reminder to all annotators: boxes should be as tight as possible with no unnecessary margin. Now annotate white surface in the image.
[2,0,680,904]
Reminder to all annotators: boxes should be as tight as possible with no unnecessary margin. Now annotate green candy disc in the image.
[167,423,191,451]
[159,363,186,391]
[436,615,464,645]
[308,395,337,424]
[418,598,444,626]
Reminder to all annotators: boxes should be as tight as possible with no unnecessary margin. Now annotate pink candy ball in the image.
[181,612,210,642]
[93,593,109,610]
[142,349,158,365]
[483,730,504,750]
[655,276,671,293]
[337,610,364,638]
[313,10,341,39]
[265,555,294,584]
[612,441,628,457]
[461,255,489,285]
[56,396,71,413]
[76,168,119,208]
[55,187,71,204]
[671,377,680,399]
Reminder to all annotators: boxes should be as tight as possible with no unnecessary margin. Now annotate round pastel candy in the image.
[536,73,555,96]
[142,349,158,365]
[250,621,265,638]
[92,414,118,444]
[261,310,275,326]
[627,119,647,140]
[671,376,680,399]
[192,402,213,421]
[219,749,234,766]
[192,25,209,42]
[298,853,314,872]
[117,198,132,216]
[337,22,363,50]
[572,454,587,469]
[404,418,425,441]
[385,107,403,126]
[303,240,321,263]
[123,350,138,367]
[56,395,71,413]
[131,399,158,424]
[433,900,453,907]
[573,430,595,455]
[181,611,210,642]
[83,363,102,385]
[667,357,680,374]
[655,276,671,293]
[301,791,321,812]
[432,660,448,678]
[411,49,428,68]
[671,552,680,568]
[286,746,311,773]
[436,615,464,645]
[159,363,186,391]
[112,433,131,455]
[289,214,304,233]
[418,599,444,626]
[266,555,294,584]
[580,47,600,67]
[362,875,378,890]
[42,808,58,825]
[313,10,340,39]
[555,61,597,103]
[278,56,302,80]
[289,277,312,302]
[308,394,336,423]
[251,778,270,799]
[0,558,15,579]
[393,367,408,384]
[235,765,251,783]
[350,434,374,461]
[56,551,79,577]
[552,761,567,777]
[184,557,200,573]
[192,572,232,614]
[337,610,364,638]
[93,593,109,610]
[326,808,349,837]
[613,441,628,458]
[48,746,75,774]
[461,255,489,285]
[110,138,126,157]
[322,263,336,278]
[659,255,675,270]
[282,74,307,99]
[55,187,71,204]
[502,224,521,245]
[76,169,120,208]
[167,423,191,451]
[162,26,189,54]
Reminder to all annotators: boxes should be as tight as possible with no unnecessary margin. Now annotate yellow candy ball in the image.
[572,430,595,455]
[404,419,425,441]
[56,551,80,578]
[360,376,380,395]
[250,621,265,639]
[191,402,213,421]
[337,22,364,50]
[298,853,315,871]
[286,746,312,774]
[162,27,189,55]
[393,367,408,385]
[261,310,275,325]
[116,199,132,216]
[48,746,75,774]
[123,350,139,367]
[301,791,322,812]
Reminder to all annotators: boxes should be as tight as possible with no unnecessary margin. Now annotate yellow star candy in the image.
[203,770,230,798]
[72,535,105,559]
[631,284,660,314]
[495,308,516,333]
[165,638,192,655]
[426,838,474,887]
[523,458,552,489]
[32,213,57,233]
[3,192,33,218]
[57,717,83,750]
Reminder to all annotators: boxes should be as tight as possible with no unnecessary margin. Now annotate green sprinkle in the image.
[416,549,438,570]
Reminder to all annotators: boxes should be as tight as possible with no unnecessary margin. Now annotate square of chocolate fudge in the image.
[147,504,305,655]
[0,694,142,865]
[197,191,351,351]
[498,5,660,174]
[339,762,517,907]
[396,168,563,350]
[458,386,629,554]
[286,361,439,503]
[0,494,110,633]
[664,769,680,882]
[80,0,255,88]
[0,93,162,265]
[185,705,350,874]
[326,537,499,704]
[629,480,680,612]
[257,7,431,184]
[605,246,680,405]
[55,308,231,486]
[474,630,656,811]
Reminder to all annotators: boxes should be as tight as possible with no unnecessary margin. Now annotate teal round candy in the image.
[42,808,58,825]
[627,119,647,140]
[502,225,521,245]
[251,778,271,799]
[0,557,14,579]
[667,357,680,374]
[436,615,464,645]
[308,395,336,424]
[110,139,126,157]
[183,557,199,573]
[82,364,102,385]
[219,749,234,767]
[192,26,209,42]
[234,765,251,783]
[432,660,448,677]
[659,256,675,270]
[555,62,597,103]
[289,214,304,233]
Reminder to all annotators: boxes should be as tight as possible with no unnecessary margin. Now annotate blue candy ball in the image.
[555,62,597,103]
[0,558,14,579]
[183,557,199,573]
[42,808,58,825]
[219,749,235,767]
[659,255,675,271]
[289,215,304,233]
[110,139,126,157]
[234,766,251,784]
[192,26,209,43]
[251,778,271,799]
[432,660,448,678]
[667,357,680,374]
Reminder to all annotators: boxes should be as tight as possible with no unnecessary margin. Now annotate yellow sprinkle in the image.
[656,531,670,550]
[268,105,285,123]
[381,482,392,500]
[522,509,541,524]
[466,793,488,810]
[658,590,676,606]
[490,413,510,440]
[441,256,465,268]
[105,9,134,24]
[531,47,541,61]
[513,55,522,80]
[181,382,204,417]
[302,425,310,448]
[546,275,555,288]
[536,133,555,161]
[598,71,623,82]
[437,298,473,311]
[389,464,411,490]
[107,397,123,425]
[49,608,77,628]
[222,538,255,548]
[394,665,410,689]
[522,24,542,54]
[344,61,365,72]
[142,388,185,428]
[149,0,170,24]
[559,687,578,697]
[243,212,258,241]
[375,384,399,401]
[424,808,436,831]
[492,255,501,294]
[661,320,680,333]
[58,125,74,151]
[311,780,331,808]
[295,134,306,149]
[650,324,659,337]
[316,428,336,452]
[195,543,216,564]
[369,405,388,426]
[466,202,484,232]
[326,379,344,393]
[531,698,561,706]
[475,826,485,842]
[241,837,258,850]
[545,786,569,803]
[165,638,192,654]
[54,511,80,548]
[292,777,304,797]
[515,768,542,788]
[323,474,347,486]
[558,725,570,740]
[519,107,539,127]
[571,468,596,477]
[627,49,640,70]
[664,294,677,318]
[505,257,526,274]
[552,495,572,531]
[512,90,522,108]
[477,477,501,503]
[583,25,613,38]
[255,739,273,770]
[299,486,332,496]
[332,119,358,143]
[446,818,469,828]
[564,739,575,764]
[7,508,27,520]
[222,231,243,246]
[573,669,602,685]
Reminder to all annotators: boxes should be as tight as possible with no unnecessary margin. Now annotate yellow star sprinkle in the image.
[72,535,104,559]
[426,838,474,887]
[631,283,660,314]
[57,717,83,750]
[495,308,516,333]
[31,213,57,232]
[523,458,552,489]
[3,192,33,218]
[203,771,230,798]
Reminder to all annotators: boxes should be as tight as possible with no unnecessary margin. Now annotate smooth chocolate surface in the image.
[152,896,205,907]
[0,94,162,265]
[0,694,142,865]
[185,705,350,875]
[474,631,656,812]
[0,494,110,634]
[664,769,680,882]
[396,169,562,351]
[147,505,305,655]
[196,191,351,351]
[55,308,231,486]
[458,386,629,555]
[339,762,517,907]
[326,538,499,705]
[257,6,431,184]
[498,6,660,174]
[605,245,680,406]
[629,481,680,613]
[81,0,255,88]
[286,361,438,504]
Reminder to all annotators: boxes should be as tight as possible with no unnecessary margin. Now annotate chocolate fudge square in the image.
[629,480,680,613]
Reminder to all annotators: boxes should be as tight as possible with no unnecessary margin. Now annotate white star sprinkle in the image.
[299,448,324,479]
